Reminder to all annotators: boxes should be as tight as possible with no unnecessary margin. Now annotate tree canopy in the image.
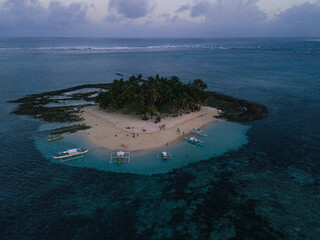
[96,75,209,116]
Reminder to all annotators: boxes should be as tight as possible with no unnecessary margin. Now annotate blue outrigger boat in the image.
[192,128,207,137]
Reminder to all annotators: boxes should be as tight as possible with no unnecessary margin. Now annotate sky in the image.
[0,0,319,37]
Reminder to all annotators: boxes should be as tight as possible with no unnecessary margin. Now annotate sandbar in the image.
[77,105,221,151]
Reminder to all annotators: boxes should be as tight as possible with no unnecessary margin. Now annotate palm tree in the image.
[96,74,208,115]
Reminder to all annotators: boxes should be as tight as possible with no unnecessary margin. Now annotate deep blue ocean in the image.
[1,38,320,239]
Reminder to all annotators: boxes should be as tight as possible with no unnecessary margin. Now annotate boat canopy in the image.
[111,151,130,163]
[162,151,167,156]
[63,148,78,154]
[117,151,125,156]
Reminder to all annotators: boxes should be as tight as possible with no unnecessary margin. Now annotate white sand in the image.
[77,105,221,151]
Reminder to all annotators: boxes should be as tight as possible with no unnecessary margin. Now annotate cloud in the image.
[0,0,92,36]
[157,13,179,23]
[176,0,267,36]
[47,1,90,28]
[174,0,266,36]
[0,0,320,37]
[193,0,266,24]
[169,0,320,37]
[0,0,45,30]
[190,0,211,17]
[271,1,320,36]
[108,0,155,19]
[175,4,190,13]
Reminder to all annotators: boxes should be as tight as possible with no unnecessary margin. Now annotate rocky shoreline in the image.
[9,83,267,134]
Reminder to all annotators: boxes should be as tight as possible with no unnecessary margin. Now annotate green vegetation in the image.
[9,78,268,135]
[50,124,90,134]
[96,75,209,116]
[142,115,149,121]
[155,116,161,123]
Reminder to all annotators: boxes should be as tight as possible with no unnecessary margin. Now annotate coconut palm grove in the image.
[96,75,209,118]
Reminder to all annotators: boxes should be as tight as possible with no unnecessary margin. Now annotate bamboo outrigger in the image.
[157,151,172,160]
[185,137,205,147]
[110,151,130,164]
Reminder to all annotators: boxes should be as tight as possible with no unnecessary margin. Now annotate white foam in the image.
[0,44,233,52]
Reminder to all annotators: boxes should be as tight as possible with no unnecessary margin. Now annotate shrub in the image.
[159,105,171,114]
[123,107,131,114]
[142,115,149,121]
[155,116,161,123]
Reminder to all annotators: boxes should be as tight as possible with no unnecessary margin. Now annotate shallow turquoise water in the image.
[35,120,250,175]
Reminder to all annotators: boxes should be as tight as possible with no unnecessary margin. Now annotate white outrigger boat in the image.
[192,128,207,137]
[110,151,130,164]
[53,148,88,162]
[185,137,205,147]
[157,151,172,160]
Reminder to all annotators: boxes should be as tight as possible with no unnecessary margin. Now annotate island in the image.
[9,75,268,151]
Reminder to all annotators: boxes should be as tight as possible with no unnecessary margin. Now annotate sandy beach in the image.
[77,105,221,151]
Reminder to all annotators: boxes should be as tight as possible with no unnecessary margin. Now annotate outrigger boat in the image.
[185,137,205,147]
[110,151,130,164]
[48,135,64,141]
[157,151,172,160]
[192,128,207,137]
[53,148,88,162]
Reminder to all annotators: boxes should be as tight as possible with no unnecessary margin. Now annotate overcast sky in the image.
[0,0,319,37]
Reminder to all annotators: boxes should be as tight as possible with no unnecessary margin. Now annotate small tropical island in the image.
[9,74,267,151]
[81,75,219,151]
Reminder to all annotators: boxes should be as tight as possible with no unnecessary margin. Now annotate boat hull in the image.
[192,130,207,137]
[53,149,88,159]
[48,135,64,141]
[185,137,204,147]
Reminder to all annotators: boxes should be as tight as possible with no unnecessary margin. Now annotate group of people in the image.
[159,124,166,130]
[120,143,128,149]
[120,131,141,149]
[126,132,139,138]
[176,128,185,135]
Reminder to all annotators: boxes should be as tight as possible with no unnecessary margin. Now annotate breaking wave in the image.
[0,45,232,51]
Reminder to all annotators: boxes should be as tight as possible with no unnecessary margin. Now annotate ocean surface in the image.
[1,38,320,239]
